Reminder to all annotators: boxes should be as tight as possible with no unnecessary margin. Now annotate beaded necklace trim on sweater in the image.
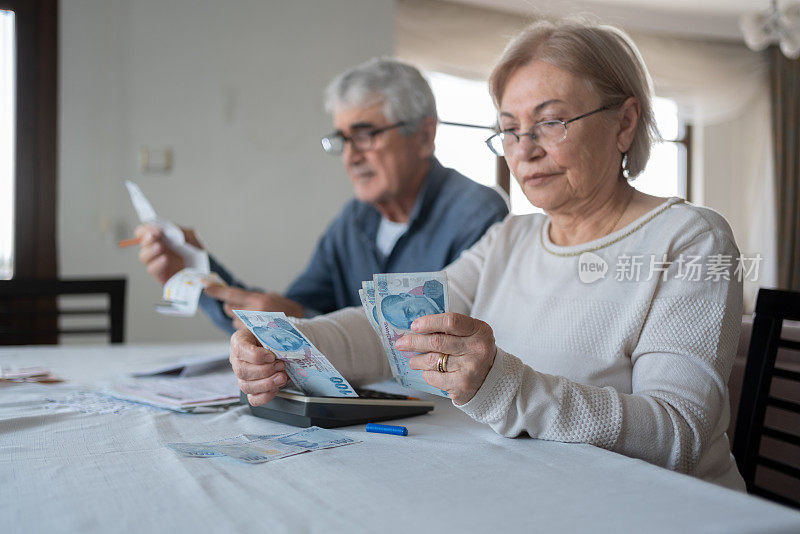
[540,198,685,257]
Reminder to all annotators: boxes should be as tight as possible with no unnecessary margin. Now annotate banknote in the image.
[275,426,362,451]
[359,282,401,380]
[167,428,359,463]
[374,272,450,397]
[358,288,380,335]
[167,434,256,458]
[213,439,308,464]
[243,434,279,441]
[233,310,358,398]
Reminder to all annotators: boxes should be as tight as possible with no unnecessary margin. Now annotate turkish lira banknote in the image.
[167,434,261,458]
[275,426,361,451]
[233,310,358,398]
[167,427,360,464]
[366,271,450,398]
[359,281,401,380]
[213,440,308,464]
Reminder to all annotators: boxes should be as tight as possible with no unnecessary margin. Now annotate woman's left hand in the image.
[396,312,497,405]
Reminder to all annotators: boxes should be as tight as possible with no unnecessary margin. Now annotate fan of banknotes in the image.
[358,271,449,398]
[234,271,449,399]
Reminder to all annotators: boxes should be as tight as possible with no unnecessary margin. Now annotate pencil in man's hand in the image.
[117,237,142,248]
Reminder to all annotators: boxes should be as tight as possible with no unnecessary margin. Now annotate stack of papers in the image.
[131,354,230,378]
[0,366,62,383]
[109,372,239,412]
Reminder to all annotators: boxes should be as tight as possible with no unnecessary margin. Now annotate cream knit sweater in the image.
[291,198,745,490]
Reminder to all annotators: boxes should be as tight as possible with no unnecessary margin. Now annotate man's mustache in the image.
[348,165,375,176]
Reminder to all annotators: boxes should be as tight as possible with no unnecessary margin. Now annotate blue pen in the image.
[366,423,408,436]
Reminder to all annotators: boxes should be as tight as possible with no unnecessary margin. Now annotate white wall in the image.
[59,0,394,342]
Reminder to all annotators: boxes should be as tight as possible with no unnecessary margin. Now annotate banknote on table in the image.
[216,427,361,463]
[233,310,358,398]
[167,427,358,463]
[213,439,308,464]
[167,434,259,458]
[373,271,450,397]
[275,426,362,451]
[168,434,279,458]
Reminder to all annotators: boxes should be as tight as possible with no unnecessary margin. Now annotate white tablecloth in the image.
[2,343,800,534]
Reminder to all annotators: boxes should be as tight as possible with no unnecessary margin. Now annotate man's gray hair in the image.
[324,58,437,135]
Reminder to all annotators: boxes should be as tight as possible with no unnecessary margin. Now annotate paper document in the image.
[108,372,240,412]
[155,270,226,316]
[131,354,230,378]
[0,366,63,383]
[125,180,225,316]
[125,181,210,272]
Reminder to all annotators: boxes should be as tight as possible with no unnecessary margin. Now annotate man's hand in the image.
[203,286,305,329]
[135,224,204,284]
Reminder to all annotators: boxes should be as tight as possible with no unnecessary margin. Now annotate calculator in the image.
[241,387,435,428]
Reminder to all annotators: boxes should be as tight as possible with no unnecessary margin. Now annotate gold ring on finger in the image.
[437,354,449,373]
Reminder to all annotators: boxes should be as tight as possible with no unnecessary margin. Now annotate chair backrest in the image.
[0,278,126,345]
[732,287,800,509]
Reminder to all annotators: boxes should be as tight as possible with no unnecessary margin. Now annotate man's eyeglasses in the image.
[321,121,406,155]
[485,104,615,157]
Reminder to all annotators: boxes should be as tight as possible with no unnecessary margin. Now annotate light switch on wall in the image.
[140,146,173,174]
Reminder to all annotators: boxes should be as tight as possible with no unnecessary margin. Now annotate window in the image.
[635,97,689,199]
[0,9,14,280]
[426,71,497,189]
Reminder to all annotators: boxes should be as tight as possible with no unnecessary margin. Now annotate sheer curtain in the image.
[770,48,800,291]
[396,0,768,122]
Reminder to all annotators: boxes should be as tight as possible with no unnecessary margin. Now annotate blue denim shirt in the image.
[200,158,508,334]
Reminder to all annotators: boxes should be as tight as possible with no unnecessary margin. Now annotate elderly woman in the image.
[229,19,744,490]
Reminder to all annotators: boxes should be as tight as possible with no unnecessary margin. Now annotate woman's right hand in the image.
[229,328,288,406]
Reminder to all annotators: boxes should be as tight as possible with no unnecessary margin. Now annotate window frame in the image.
[0,0,58,280]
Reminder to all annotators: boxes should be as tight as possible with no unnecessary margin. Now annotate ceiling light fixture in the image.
[740,0,800,59]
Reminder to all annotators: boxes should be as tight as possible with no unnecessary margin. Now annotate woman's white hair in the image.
[324,58,437,135]
[489,18,659,178]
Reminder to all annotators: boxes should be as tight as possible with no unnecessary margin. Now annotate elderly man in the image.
[136,58,508,334]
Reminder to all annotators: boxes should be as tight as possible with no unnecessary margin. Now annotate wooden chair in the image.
[732,288,800,509]
[0,278,126,345]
